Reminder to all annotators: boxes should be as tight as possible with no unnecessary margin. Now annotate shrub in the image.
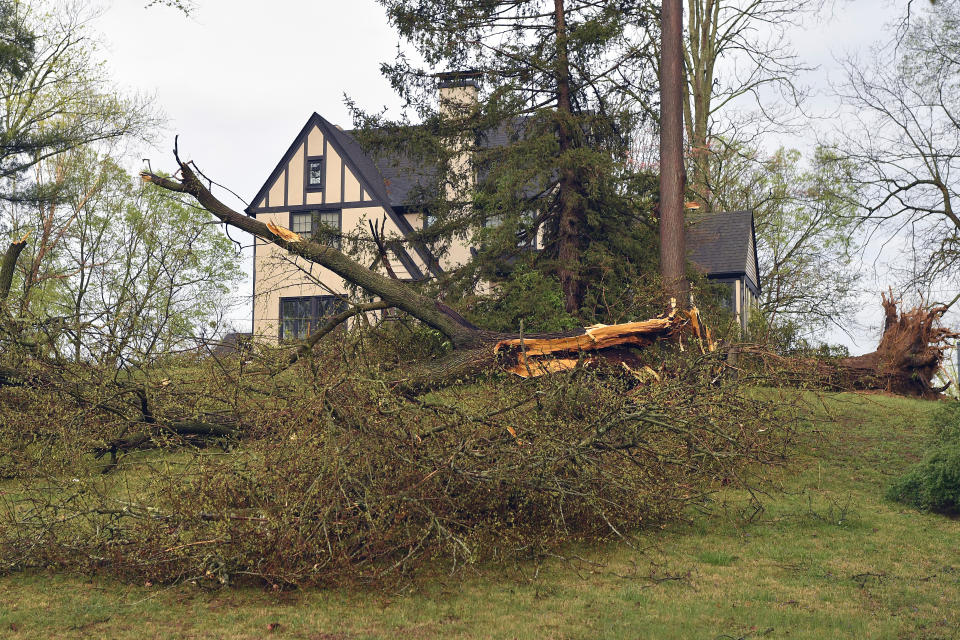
[886,402,960,515]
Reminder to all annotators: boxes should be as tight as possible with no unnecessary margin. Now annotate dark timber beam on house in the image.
[245,113,443,280]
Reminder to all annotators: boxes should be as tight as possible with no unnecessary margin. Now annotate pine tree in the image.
[351,0,659,318]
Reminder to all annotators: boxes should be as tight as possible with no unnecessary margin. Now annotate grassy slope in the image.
[2,391,959,640]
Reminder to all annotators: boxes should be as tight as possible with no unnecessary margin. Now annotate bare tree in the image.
[837,0,960,304]
[673,0,818,208]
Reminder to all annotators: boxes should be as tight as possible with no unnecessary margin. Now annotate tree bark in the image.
[140,155,482,349]
[0,234,28,302]
[660,0,689,305]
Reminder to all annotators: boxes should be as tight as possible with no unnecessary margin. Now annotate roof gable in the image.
[247,113,445,279]
[687,210,761,293]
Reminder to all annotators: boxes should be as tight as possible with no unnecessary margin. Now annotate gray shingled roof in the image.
[326,124,400,209]
[354,117,529,208]
[371,151,438,208]
[687,210,758,284]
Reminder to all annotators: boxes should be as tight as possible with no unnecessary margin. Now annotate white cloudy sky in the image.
[91,0,912,352]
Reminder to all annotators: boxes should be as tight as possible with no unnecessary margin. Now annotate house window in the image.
[481,211,539,250]
[291,212,313,235]
[289,210,342,248]
[484,214,504,228]
[307,158,324,190]
[718,281,736,313]
[279,295,348,340]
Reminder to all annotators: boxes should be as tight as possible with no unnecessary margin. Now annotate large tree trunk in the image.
[749,293,959,399]
[660,0,689,304]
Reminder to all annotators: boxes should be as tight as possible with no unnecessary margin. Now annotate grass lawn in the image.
[2,390,958,639]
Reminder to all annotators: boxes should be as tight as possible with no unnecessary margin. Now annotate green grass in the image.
[2,390,959,639]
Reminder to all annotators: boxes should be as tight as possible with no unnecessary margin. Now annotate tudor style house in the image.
[246,77,761,341]
[246,111,438,341]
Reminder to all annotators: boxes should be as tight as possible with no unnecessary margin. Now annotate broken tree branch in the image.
[286,300,392,368]
[140,150,482,348]
[0,232,29,302]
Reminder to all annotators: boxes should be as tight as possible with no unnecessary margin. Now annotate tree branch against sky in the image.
[0,1,156,203]
[710,145,862,338]
[837,0,960,307]
[669,0,820,209]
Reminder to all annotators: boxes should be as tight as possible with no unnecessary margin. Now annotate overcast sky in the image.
[91,0,908,352]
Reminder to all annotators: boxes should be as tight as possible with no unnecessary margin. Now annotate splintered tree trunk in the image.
[660,0,689,304]
[834,292,959,398]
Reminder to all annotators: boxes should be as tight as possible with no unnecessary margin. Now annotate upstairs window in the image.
[307,158,324,190]
[481,211,539,250]
[291,212,313,235]
[279,295,348,340]
[289,210,342,249]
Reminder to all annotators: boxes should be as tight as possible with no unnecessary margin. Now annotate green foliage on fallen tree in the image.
[0,337,788,588]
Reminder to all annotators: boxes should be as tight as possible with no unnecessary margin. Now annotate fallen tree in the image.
[139,149,710,389]
[835,292,959,398]
[140,150,960,399]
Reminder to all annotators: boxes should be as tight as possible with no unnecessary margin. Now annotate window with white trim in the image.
[289,210,342,249]
[307,158,324,189]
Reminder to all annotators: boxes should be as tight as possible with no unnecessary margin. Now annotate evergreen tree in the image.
[351,0,659,318]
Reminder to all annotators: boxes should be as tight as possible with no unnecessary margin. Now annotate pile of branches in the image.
[0,346,246,479]
[0,348,786,588]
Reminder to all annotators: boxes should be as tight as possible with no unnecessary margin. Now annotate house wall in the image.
[709,275,758,335]
[746,231,758,289]
[253,205,420,340]
[401,211,475,272]
[251,121,429,341]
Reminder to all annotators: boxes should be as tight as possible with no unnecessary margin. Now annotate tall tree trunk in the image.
[660,0,689,305]
[553,0,586,314]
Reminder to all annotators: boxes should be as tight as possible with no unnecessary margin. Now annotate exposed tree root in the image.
[835,291,959,398]
[746,292,959,398]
